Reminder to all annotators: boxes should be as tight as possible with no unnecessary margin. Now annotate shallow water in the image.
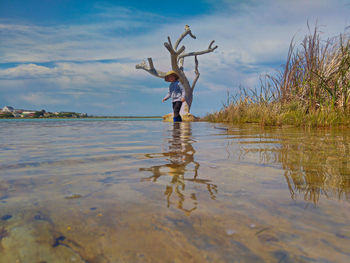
[0,119,349,263]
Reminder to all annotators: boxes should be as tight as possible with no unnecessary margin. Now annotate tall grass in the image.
[205,26,350,127]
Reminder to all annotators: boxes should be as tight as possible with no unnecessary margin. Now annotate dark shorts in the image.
[172,101,182,121]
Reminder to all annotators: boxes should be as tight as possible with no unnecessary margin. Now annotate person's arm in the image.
[162,87,171,102]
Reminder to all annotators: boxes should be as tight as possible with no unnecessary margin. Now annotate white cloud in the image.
[18,92,65,105]
[0,64,59,79]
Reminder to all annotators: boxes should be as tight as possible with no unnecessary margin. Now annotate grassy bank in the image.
[205,26,350,127]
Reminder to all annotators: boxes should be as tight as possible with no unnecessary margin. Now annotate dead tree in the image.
[136,25,218,114]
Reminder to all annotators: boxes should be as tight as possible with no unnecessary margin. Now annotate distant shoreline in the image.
[86,116,162,119]
[1,106,162,119]
[0,116,162,119]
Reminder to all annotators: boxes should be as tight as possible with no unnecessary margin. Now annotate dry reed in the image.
[205,25,350,127]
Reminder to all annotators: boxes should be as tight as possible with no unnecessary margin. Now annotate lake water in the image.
[0,119,349,263]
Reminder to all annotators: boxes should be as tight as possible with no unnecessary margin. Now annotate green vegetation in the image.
[33,110,46,118]
[205,26,350,127]
[55,112,80,118]
[0,112,14,118]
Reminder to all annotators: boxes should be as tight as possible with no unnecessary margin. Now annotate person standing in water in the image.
[162,71,186,122]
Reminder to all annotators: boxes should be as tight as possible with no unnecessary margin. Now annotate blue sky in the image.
[1,0,350,116]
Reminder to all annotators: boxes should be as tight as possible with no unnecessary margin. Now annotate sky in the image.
[1,0,350,116]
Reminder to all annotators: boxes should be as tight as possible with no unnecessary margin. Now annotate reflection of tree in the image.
[230,128,350,205]
[140,122,217,215]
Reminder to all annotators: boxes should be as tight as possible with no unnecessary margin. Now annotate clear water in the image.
[0,119,349,262]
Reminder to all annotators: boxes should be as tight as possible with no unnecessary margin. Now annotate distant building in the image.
[2,106,14,112]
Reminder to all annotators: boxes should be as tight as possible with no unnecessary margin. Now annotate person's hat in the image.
[164,70,179,81]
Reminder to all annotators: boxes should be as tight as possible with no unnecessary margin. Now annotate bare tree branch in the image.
[179,57,184,71]
[176,45,185,55]
[164,40,175,55]
[135,57,166,78]
[165,37,185,56]
[147,57,154,69]
[167,37,173,49]
[164,38,186,77]
[174,25,197,51]
[178,40,218,59]
[135,25,218,113]
[192,55,200,90]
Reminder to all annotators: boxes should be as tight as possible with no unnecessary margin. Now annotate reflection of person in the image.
[162,71,185,122]
[140,122,217,215]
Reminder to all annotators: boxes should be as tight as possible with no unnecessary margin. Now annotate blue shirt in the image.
[163,81,185,102]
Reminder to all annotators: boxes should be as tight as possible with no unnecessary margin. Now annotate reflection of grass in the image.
[205,25,350,127]
[234,128,350,204]
[281,137,350,204]
[286,138,350,203]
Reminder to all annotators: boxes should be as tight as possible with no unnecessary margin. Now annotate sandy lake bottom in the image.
[0,119,349,262]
